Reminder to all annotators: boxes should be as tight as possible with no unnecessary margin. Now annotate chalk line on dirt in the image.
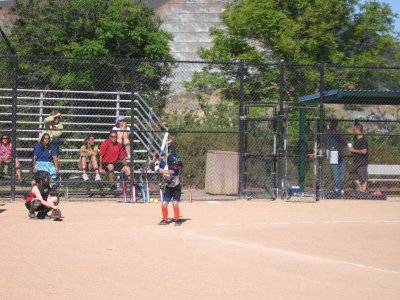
[161,228,400,276]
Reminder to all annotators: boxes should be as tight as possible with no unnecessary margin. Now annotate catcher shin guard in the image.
[28,199,41,219]
[30,199,41,213]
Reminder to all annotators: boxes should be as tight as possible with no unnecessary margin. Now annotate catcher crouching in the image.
[25,170,62,220]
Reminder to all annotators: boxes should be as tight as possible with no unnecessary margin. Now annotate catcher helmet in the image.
[35,170,50,185]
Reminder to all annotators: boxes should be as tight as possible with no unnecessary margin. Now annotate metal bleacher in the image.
[0,88,167,198]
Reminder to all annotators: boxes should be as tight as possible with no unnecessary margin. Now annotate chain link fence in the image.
[0,55,399,201]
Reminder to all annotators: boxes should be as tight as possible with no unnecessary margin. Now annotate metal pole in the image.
[10,55,17,200]
[0,26,16,54]
[278,60,285,199]
[1,25,17,200]
[238,61,245,198]
[130,59,137,202]
[299,107,306,191]
[318,63,325,200]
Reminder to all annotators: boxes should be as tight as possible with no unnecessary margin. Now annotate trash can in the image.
[205,150,239,195]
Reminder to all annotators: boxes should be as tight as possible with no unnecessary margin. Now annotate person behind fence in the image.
[112,115,131,159]
[151,147,183,226]
[43,109,63,150]
[0,133,22,181]
[25,170,62,219]
[322,119,347,192]
[348,123,369,192]
[32,133,59,180]
[99,130,130,189]
[79,134,102,181]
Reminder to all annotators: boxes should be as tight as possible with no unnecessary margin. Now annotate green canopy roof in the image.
[299,89,400,105]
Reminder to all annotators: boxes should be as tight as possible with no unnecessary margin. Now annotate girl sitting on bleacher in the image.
[0,133,22,181]
[79,134,102,181]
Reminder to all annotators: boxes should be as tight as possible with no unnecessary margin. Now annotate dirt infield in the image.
[1,199,400,300]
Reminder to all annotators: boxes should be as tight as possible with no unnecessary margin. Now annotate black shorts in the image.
[102,161,124,172]
[349,164,368,182]
[163,184,181,202]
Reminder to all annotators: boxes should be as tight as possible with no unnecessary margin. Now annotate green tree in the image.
[0,0,174,113]
[9,0,173,59]
[202,0,399,65]
[184,0,400,114]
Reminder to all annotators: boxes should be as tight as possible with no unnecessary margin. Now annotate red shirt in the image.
[25,190,35,203]
[99,139,125,163]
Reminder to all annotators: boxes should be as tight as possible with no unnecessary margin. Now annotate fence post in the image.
[298,107,306,191]
[278,60,285,199]
[238,60,245,198]
[10,54,17,201]
[1,26,17,200]
[130,58,137,202]
[318,63,325,200]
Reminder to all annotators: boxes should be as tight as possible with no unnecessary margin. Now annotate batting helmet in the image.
[167,154,183,168]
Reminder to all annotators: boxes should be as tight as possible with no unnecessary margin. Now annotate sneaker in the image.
[82,173,89,181]
[95,174,101,181]
[158,219,169,225]
[28,211,36,219]
[175,219,182,226]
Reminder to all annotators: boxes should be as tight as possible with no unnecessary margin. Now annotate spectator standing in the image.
[99,131,130,188]
[79,134,102,181]
[32,133,59,180]
[0,133,22,181]
[348,123,369,192]
[322,119,347,192]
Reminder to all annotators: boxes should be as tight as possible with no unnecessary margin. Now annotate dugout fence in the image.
[0,56,399,201]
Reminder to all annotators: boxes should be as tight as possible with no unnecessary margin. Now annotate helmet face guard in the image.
[35,170,50,185]
[167,155,176,166]
[167,154,183,168]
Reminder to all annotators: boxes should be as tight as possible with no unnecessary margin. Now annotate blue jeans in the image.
[330,159,345,191]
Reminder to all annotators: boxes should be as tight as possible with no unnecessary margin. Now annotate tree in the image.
[9,0,173,59]
[201,0,399,65]
[184,0,400,112]
[0,0,174,114]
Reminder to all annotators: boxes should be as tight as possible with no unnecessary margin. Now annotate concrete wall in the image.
[154,0,229,61]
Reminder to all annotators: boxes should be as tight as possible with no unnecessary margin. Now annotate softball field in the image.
[1,198,400,300]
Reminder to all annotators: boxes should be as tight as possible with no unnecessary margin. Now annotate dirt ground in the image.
[1,198,400,300]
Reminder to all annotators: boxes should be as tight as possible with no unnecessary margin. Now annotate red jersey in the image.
[99,139,125,163]
[25,184,51,203]
[25,190,35,203]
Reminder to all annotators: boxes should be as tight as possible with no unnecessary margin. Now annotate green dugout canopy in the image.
[298,89,400,105]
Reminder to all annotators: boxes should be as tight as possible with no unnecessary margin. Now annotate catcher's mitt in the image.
[51,209,63,220]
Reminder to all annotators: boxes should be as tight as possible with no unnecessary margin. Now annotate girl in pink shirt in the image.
[0,134,22,180]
